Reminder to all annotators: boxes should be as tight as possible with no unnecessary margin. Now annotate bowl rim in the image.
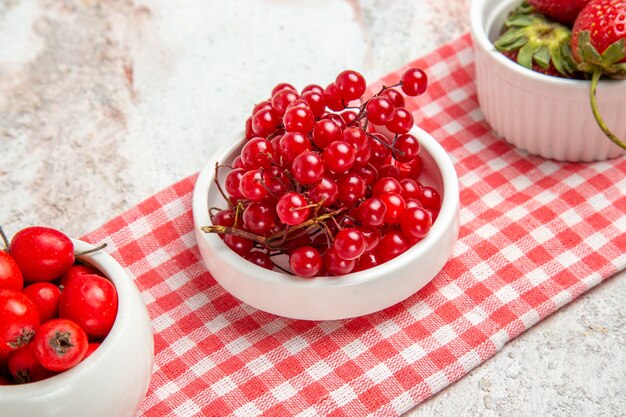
[469,0,626,90]
[192,124,459,288]
[0,238,136,392]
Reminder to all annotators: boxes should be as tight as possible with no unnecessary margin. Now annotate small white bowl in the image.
[470,0,626,161]
[0,239,154,417]
[192,126,460,321]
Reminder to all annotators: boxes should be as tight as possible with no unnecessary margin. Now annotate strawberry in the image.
[571,0,626,150]
[494,3,577,77]
[527,0,590,25]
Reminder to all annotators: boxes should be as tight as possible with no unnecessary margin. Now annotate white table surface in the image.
[1,0,624,415]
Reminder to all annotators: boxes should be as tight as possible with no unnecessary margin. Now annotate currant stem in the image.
[589,68,626,151]
[75,242,108,257]
[214,163,234,207]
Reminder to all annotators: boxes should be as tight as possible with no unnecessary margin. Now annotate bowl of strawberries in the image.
[0,226,153,417]
[470,0,626,161]
[193,69,460,321]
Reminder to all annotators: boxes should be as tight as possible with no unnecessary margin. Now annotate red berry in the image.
[393,133,420,162]
[323,248,355,276]
[271,88,299,115]
[366,96,394,125]
[224,235,254,256]
[377,231,410,263]
[333,228,366,260]
[312,119,342,149]
[290,246,322,277]
[10,226,74,283]
[283,106,315,133]
[239,170,268,201]
[276,193,311,226]
[244,251,274,270]
[401,206,432,240]
[33,318,88,372]
[301,91,326,118]
[0,251,23,291]
[386,108,414,134]
[271,82,296,96]
[400,68,428,96]
[341,126,368,151]
[379,192,406,224]
[8,343,55,383]
[224,168,246,201]
[372,177,402,197]
[308,176,339,207]
[23,282,61,323]
[336,173,367,206]
[322,141,356,173]
[241,137,274,169]
[279,132,311,164]
[59,274,118,338]
[380,88,405,107]
[323,83,345,111]
[243,201,276,235]
[251,108,281,137]
[292,151,325,185]
[0,289,40,351]
[335,70,366,102]
[419,186,442,211]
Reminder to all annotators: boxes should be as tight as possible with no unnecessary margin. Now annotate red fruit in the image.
[10,226,74,283]
[570,0,626,150]
[0,250,23,291]
[400,206,432,240]
[276,192,311,226]
[333,228,366,260]
[400,68,428,96]
[241,137,274,169]
[59,274,118,338]
[83,342,101,360]
[244,251,274,270]
[323,248,356,276]
[528,0,590,25]
[376,231,410,263]
[289,246,322,277]
[23,282,61,323]
[60,264,104,288]
[8,343,56,383]
[335,70,367,102]
[0,289,40,351]
[33,319,88,372]
[571,0,626,67]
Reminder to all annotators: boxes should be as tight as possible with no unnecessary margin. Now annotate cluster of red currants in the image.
[204,68,442,278]
[0,226,118,384]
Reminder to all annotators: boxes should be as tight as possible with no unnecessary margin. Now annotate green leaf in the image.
[494,29,527,51]
[600,38,626,66]
[517,41,536,69]
[534,45,550,69]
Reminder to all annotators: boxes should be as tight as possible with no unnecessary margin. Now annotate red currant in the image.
[276,192,311,226]
[335,70,366,102]
[366,96,394,125]
[290,246,322,277]
[400,68,428,96]
[292,151,325,185]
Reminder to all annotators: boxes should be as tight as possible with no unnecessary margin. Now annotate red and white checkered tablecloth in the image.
[83,33,626,417]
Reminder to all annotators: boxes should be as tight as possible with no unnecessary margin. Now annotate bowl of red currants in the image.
[0,226,153,417]
[192,69,460,321]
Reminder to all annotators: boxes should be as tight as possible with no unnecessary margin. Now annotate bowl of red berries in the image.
[470,0,626,161]
[0,226,153,417]
[192,69,460,321]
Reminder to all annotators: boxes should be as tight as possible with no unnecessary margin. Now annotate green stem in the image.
[75,242,108,257]
[590,68,626,151]
[0,226,9,250]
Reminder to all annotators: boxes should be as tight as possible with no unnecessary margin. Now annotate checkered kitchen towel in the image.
[83,33,626,417]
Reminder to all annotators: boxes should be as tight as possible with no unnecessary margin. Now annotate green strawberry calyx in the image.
[576,31,626,151]
[494,4,577,77]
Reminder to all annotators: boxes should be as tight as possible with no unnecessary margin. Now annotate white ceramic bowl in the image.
[192,126,460,321]
[0,239,154,417]
[470,0,626,161]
